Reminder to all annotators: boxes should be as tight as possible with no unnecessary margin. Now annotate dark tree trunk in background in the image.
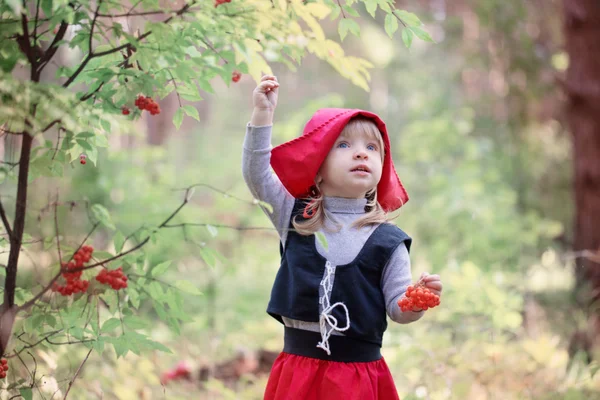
[563,0,600,339]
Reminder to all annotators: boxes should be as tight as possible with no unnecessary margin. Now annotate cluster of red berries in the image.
[0,359,8,379]
[51,245,129,296]
[121,106,131,115]
[80,153,86,165]
[214,0,231,7]
[231,70,241,82]
[161,361,192,385]
[96,266,128,290]
[134,95,161,115]
[398,280,441,312]
[52,245,94,296]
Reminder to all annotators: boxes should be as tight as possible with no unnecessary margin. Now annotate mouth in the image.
[350,165,371,174]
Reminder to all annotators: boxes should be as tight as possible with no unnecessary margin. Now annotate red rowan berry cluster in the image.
[214,0,231,7]
[135,95,161,115]
[161,361,192,385]
[80,153,86,165]
[52,245,94,296]
[0,358,8,379]
[121,106,131,115]
[398,280,441,312]
[231,70,241,82]
[96,266,128,290]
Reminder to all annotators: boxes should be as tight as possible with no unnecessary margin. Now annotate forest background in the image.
[1,0,599,398]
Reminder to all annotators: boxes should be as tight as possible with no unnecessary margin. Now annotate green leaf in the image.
[6,0,22,14]
[258,200,274,214]
[342,5,359,17]
[100,119,111,133]
[101,318,121,333]
[402,28,414,48]
[112,337,129,358]
[173,108,184,130]
[175,280,202,295]
[41,0,53,19]
[384,13,398,38]
[113,231,125,253]
[94,134,108,147]
[91,204,116,230]
[410,26,434,42]
[364,0,378,18]
[128,287,141,309]
[93,338,105,355]
[395,10,422,27]
[145,338,172,353]
[338,19,360,41]
[151,261,171,277]
[182,105,200,121]
[206,224,218,238]
[19,388,32,400]
[199,247,217,268]
[124,316,148,330]
[338,19,350,41]
[315,232,329,252]
[93,251,114,260]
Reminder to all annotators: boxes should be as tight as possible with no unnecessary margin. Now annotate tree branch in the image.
[63,0,196,88]
[36,21,69,73]
[17,188,192,312]
[89,0,103,57]
[0,200,12,240]
[163,222,276,231]
[32,0,41,48]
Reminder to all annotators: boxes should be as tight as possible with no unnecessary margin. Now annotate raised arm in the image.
[242,76,295,242]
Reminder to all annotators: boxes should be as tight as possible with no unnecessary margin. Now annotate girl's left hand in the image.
[419,272,443,297]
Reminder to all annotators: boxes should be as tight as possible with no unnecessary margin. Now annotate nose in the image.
[354,149,368,160]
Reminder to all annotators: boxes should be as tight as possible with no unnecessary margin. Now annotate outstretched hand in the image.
[253,74,279,111]
[398,272,443,313]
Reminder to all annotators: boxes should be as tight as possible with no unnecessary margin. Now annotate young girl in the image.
[242,75,443,400]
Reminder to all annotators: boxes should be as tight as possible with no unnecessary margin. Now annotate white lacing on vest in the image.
[316,261,351,355]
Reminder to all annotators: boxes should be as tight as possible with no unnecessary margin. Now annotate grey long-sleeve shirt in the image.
[242,123,424,333]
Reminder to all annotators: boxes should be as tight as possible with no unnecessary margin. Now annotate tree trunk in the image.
[563,0,600,324]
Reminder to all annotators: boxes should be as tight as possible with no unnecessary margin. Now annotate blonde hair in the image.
[292,117,389,236]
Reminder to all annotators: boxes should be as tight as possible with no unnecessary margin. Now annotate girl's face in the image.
[317,125,384,199]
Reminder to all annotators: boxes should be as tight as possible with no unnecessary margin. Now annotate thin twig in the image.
[54,192,62,267]
[167,70,182,107]
[63,347,93,400]
[89,0,103,54]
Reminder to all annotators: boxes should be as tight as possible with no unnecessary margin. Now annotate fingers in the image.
[421,273,443,294]
[423,274,440,282]
[259,75,279,91]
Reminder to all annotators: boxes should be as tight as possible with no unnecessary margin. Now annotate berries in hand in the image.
[231,71,241,83]
[397,280,440,312]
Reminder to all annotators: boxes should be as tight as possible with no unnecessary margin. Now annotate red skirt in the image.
[264,352,401,400]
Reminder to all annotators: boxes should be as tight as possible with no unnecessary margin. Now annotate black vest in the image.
[267,200,412,347]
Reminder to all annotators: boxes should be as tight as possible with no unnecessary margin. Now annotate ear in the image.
[315,174,323,185]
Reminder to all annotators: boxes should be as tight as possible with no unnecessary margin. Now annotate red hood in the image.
[270,108,408,212]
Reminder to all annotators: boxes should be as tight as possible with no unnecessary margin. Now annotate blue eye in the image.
[367,144,378,151]
[337,142,349,148]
